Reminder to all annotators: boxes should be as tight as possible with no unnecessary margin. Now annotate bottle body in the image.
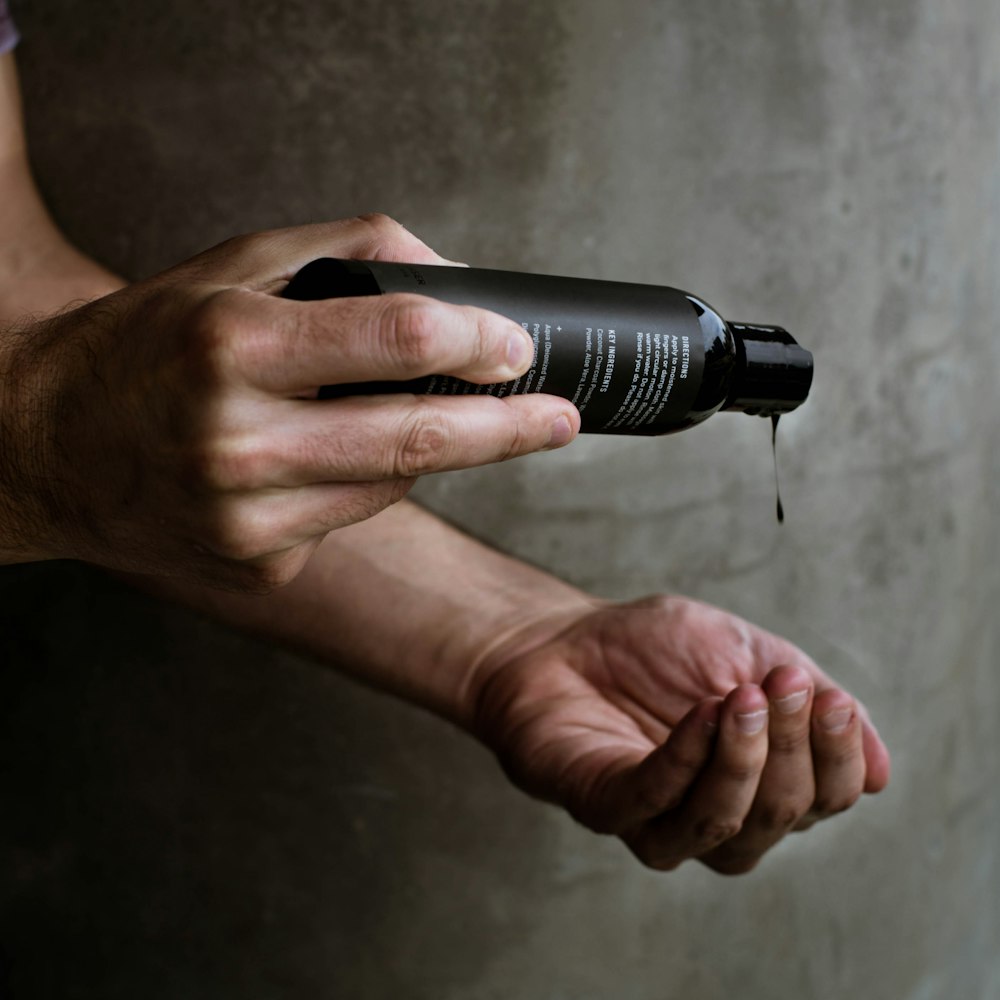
[283,258,812,436]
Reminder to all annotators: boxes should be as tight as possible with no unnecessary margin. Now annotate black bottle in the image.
[283,258,813,436]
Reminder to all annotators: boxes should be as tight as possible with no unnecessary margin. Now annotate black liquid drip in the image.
[771,414,785,524]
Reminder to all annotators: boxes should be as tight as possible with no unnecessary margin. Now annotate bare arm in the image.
[0,50,579,575]
[139,499,597,726]
[0,47,590,740]
[0,53,122,320]
[0,49,589,729]
[0,51,587,677]
[0,47,889,872]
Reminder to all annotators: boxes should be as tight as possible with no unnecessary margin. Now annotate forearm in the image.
[0,52,122,321]
[0,56,122,562]
[0,182,124,319]
[2,51,593,709]
[130,499,597,728]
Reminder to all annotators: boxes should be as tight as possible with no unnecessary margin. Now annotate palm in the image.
[477,598,764,815]
[472,595,884,871]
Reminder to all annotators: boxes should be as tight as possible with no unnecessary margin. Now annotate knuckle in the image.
[757,801,809,833]
[767,727,811,755]
[721,760,764,784]
[185,290,245,378]
[472,309,507,364]
[357,211,402,234]
[178,233,257,277]
[185,438,263,493]
[653,593,697,625]
[383,297,440,373]
[235,553,306,594]
[628,841,682,873]
[200,505,276,565]
[493,402,532,462]
[812,788,862,818]
[213,231,260,261]
[352,212,413,256]
[394,409,451,477]
[811,801,846,820]
[626,593,686,627]
[209,524,269,565]
[693,816,743,848]
[821,745,864,770]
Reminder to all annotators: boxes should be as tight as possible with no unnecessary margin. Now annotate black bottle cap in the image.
[723,324,814,415]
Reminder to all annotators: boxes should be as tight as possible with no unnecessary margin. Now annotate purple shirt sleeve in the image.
[0,1,19,55]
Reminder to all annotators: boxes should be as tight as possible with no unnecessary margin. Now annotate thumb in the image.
[585,699,721,835]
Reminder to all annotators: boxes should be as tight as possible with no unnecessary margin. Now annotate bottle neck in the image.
[723,323,814,416]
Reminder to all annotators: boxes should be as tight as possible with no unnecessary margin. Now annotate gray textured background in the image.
[3,1,999,997]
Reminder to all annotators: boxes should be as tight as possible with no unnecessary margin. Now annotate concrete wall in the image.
[3,1,999,996]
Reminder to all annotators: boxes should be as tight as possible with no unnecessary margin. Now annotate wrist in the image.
[446,585,603,735]
[0,313,62,562]
[230,500,603,732]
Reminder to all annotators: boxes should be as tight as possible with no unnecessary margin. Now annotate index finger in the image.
[231,289,535,394]
[177,214,458,287]
[625,685,769,871]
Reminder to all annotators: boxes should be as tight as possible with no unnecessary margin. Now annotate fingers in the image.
[182,214,454,287]
[176,390,578,572]
[210,394,578,489]
[621,671,876,875]
[795,689,867,829]
[595,699,722,834]
[699,665,816,873]
[239,289,536,393]
[689,673,867,873]
[176,215,538,396]
[195,479,416,566]
[750,625,892,795]
[624,685,769,871]
[258,213,456,269]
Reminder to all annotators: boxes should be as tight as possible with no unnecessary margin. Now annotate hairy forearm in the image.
[0,56,122,561]
[130,500,596,728]
[1,52,593,721]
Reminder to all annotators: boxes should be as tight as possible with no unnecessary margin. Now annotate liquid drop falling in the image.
[771,414,785,524]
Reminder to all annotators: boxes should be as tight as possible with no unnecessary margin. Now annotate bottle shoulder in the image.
[685,296,736,424]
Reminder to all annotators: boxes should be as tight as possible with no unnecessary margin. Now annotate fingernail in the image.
[546,414,574,449]
[820,707,854,733]
[507,331,534,373]
[774,689,809,715]
[736,709,768,735]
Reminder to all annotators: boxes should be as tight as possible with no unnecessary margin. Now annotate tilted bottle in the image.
[283,258,813,435]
